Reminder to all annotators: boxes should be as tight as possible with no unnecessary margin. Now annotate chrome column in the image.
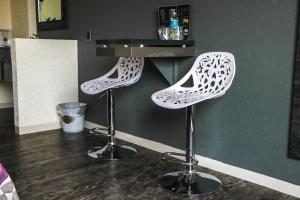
[185,105,195,173]
[158,105,222,196]
[87,88,137,160]
[107,89,116,145]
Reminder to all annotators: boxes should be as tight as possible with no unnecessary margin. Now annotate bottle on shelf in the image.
[182,17,189,40]
[168,8,183,40]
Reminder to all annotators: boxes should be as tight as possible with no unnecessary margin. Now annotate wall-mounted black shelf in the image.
[96,39,195,58]
[96,39,194,47]
[96,47,194,58]
[95,39,195,84]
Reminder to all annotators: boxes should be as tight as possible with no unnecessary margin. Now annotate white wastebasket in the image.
[58,102,87,133]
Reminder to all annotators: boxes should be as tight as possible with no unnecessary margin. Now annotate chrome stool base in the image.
[158,171,222,196]
[87,144,137,160]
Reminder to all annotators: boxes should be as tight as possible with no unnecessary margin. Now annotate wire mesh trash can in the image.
[58,102,87,133]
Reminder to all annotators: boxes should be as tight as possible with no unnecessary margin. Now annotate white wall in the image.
[11,39,78,134]
[0,0,13,106]
[0,0,36,36]
[27,0,37,37]
[10,0,36,37]
[0,0,12,30]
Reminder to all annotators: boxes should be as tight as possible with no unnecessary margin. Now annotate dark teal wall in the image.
[39,0,300,185]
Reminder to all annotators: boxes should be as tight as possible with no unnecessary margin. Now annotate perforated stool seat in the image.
[152,52,234,109]
[81,57,144,95]
[151,52,236,196]
[0,164,19,200]
[81,57,144,160]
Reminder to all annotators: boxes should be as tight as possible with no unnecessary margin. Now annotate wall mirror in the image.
[36,0,68,30]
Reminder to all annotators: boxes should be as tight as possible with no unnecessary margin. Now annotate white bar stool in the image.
[81,57,144,160]
[151,52,236,196]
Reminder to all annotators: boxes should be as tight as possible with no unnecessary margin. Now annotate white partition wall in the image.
[11,39,78,134]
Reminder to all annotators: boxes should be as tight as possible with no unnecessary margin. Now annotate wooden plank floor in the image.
[0,109,298,200]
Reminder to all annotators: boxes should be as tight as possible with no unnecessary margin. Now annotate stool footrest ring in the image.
[162,152,198,166]
[89,127,108,136]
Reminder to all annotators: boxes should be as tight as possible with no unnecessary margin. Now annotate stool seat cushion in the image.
[152,52,235,109]
[81,57,144,95]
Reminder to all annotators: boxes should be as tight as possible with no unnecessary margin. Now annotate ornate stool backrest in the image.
[190,52,235,97]
[173,52,235,100]
[110,57,144,87]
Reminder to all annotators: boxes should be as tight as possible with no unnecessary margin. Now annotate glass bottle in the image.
[169,8,182,40]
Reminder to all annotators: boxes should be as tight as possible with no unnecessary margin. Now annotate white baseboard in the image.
[85,120,300,198]
[0,103,13,109]
[16,122,61,135]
